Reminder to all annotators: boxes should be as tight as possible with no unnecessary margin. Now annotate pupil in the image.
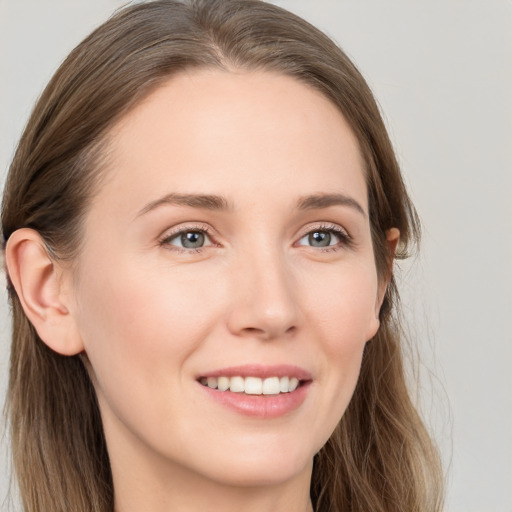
[309,231,330,247]
[181,231,204,248]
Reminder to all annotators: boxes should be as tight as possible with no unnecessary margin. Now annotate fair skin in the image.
[7,70,398,512]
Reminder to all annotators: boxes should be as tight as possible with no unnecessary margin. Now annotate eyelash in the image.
[158,223,352,253]
[158,223,216,254]
[296,223,353,253]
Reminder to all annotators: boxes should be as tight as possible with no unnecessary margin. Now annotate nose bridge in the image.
[227,239,298,340]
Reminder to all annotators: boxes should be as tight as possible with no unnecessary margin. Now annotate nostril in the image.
[240,324,297,341]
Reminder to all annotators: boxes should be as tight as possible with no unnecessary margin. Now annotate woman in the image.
[1,0,443,511]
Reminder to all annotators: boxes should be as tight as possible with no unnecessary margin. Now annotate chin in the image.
[181,434,317,488]
[206,456,313,488]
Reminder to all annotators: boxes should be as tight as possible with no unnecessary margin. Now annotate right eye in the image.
[159,227,215,252]
[299,229,340,248]
[295,223,352,252]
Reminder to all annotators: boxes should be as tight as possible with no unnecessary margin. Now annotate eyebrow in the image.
[297,193,366,217]
[136,193,230,217]
[136,191,366,218]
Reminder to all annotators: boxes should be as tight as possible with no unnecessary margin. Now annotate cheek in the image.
[300,259,379,440]
[73,258,228,389]
[74,269,166,418]
[303,257,380,349]
[71,260,227,451]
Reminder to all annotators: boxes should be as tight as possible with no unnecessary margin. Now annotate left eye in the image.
[298,229,344,248]
[163,230,212,249]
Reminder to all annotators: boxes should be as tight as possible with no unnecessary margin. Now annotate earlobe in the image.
[374,227,400,319]
[5,228,84,356]
[385,228,400,260]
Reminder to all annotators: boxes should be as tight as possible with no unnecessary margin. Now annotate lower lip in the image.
[199,382,311,419]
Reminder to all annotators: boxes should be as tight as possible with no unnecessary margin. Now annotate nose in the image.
[226,248,299,341]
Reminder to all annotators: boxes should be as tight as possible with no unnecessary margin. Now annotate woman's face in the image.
[69,70,384,490]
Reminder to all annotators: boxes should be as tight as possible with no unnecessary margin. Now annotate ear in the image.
[5,228,84,356]
[374,227,400,318]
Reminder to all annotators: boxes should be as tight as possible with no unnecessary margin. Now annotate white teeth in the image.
[217,376,230,391]
[200,375,302,394]
[262,377,280,395]
[244,377,262,395]
[229,376,245,393]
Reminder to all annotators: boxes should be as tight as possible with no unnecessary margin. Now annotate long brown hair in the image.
[1,1,443,510]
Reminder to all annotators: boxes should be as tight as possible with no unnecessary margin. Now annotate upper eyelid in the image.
[158,223,217,248]
[159,222,214,238]
[295,223,354,252]
[297,222,350,238]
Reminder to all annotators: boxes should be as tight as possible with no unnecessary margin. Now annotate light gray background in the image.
[1,1,511,511]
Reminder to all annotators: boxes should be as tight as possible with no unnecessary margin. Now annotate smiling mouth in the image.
[199,375,303,395]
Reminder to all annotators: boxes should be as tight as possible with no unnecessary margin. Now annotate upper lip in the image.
[197,364,312,381]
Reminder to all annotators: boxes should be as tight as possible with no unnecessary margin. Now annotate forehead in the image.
[94,69,367,216]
